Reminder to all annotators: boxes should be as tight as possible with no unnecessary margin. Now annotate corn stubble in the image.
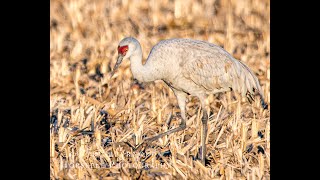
[50,0,270,179]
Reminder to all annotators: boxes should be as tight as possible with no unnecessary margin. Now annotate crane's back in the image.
[146,38,235,78]
[147,38,234,63]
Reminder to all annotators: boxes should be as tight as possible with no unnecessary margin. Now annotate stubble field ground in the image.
[50,0,270,179]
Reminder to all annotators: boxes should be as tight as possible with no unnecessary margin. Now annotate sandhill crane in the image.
[111,37,268,165]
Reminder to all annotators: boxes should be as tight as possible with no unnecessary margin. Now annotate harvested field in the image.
[50,0,270,179]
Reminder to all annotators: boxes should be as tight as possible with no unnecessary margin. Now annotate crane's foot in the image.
[132,122,186,151]
[200,144,207,166]
[195,147,210,166]
[200,148,207,165]
[145,122,186,142]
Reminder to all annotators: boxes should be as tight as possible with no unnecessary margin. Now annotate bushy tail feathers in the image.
[233,60,268,110]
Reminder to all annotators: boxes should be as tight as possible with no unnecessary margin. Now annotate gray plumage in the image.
[112,37,267,165]
[114,37,266,107]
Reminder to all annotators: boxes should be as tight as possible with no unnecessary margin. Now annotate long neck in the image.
[130,44,158,83]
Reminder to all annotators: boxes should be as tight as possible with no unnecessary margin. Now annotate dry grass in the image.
[50,0,270,179]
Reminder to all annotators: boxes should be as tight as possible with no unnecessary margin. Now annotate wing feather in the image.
[181,46,263,99]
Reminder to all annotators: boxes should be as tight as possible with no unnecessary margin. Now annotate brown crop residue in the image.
[50,0,270,179]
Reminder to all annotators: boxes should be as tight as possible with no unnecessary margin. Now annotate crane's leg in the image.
[199,95,209,165]
[143,91,187,143]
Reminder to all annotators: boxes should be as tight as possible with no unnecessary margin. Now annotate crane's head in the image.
[111,37,139,77]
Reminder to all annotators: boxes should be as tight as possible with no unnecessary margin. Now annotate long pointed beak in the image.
[110,54,124,77]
